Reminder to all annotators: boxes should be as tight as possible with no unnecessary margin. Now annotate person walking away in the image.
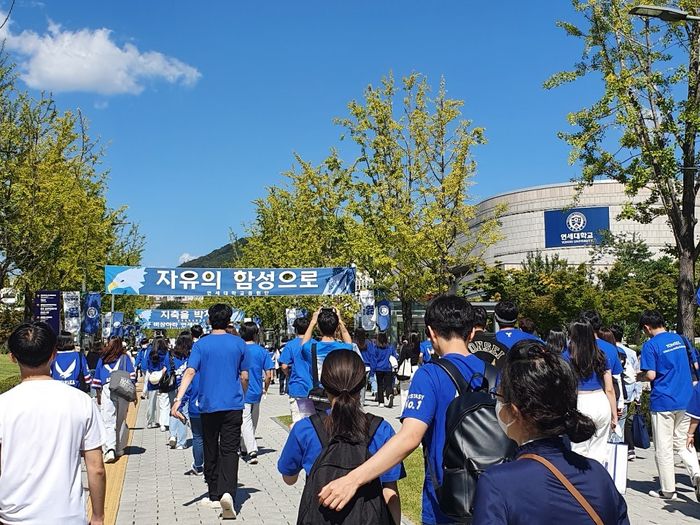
[148,337,176,432]
[419,336,433,364]
[396,332,420,411]
[354,328,374,406]
[144,337,162,428]
[51,330,91,390]
[317,295,488,525]
[685,380,700,501]
[135,338,149,385]
[639,310,700,500]
[279,317,313,425]
[93,336,136,463]
[561,321,617,464]
[493,300,541,350]
[472,339,629,524]
[172,304,249,520]
[278,350,403,525]
[168,332,193,449]
[180,334,206,476]
[240,321,274,464]
[0,322,107,525]
[609,325,641,460]
[372,333,398,408]
[273,342,286,394]
[86,341,102,399]
[468,306,508,368]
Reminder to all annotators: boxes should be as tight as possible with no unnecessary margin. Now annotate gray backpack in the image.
[109,356,136,402]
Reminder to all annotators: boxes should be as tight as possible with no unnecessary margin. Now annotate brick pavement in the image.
[115,388,700,524]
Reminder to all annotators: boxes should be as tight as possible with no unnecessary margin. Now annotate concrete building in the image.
[466,180,700,270]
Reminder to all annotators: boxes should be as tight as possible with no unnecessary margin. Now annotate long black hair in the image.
[502,340,596,443]
[376,332,390,349]
[174,332,193,359]
[320,350,369,442]
[545,330,566,354]
[354,328,368,351]
[568,321,607,382]
[399,332,420,366]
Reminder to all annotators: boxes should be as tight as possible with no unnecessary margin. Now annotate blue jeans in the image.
[170,404,188,448]
[190,415,204,471]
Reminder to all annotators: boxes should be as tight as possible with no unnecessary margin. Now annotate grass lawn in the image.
[273,414,423,524]
[0,353,18,381]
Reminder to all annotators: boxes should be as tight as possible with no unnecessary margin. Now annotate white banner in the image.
[62,291,81,339]
[359,290,376,331]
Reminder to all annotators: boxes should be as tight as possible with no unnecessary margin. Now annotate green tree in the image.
[338,73,501,333]
[548,0,700,338]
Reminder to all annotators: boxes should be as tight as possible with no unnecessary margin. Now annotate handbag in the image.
[307,343,331,414]
[632,412,651,449]
[519,453,603,525]
[158,352,176,393]
[604,441,628,495]
[396,358,415,381]
[109,356,136,402]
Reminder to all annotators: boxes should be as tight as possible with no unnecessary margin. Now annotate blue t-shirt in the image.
[277,414,404,483]
[301,340,354,386]
[561,349,611,391]
[372,344,398,372]
[401,352,486,525]
[242,343,275,404]
[172,355,188,388]
[51,351,91,388]
[146,350,177,392]
[420,340,433,363]
[596,338,623,376]
[279,337,313,398]
[495,328,541,350]
[92,354,135,388]
[181,373,201,417]
[188,333,248,412]
[640,331,694,412]
[687,382,700,420]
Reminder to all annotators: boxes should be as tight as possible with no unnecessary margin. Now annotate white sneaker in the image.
[649,489,678,501]
[220,492,236,519]
[176,445,185,450]
[378,403,384,408]
[168,436,176,448]
[104,449,116,464]
[198,497,221,509]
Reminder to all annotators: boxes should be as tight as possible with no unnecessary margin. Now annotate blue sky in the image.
[1,1,599,266]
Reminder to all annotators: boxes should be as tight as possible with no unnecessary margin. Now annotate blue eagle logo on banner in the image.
[107,267,147,294]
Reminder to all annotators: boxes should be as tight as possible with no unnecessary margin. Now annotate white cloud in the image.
[93,100,109,110]
[0,13,200,95]
[178,253,196,265]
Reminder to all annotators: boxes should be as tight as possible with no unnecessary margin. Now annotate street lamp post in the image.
[629,5,700,22]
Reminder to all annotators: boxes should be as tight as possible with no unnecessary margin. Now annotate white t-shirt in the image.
[0,380,105,524]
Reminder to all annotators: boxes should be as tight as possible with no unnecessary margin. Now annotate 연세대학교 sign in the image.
[544,207,610,248]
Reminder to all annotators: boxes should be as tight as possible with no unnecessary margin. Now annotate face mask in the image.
[495,400,514,437]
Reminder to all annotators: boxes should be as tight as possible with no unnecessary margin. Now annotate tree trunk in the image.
[401,298,414,337]
[677,248,696,340]
[23,284,33,322]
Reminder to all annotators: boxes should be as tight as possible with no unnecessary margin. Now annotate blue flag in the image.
[82,293,101,334]
[111,312,125,338]
[377,300,391,332]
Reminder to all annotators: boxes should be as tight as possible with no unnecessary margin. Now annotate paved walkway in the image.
[114,388,700,524]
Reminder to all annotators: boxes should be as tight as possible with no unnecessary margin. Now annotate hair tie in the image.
[340,388,350,395]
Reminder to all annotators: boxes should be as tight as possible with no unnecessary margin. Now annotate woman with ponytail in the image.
[473,340,629,524]
[562,321,618,464]
[277,350,403,524]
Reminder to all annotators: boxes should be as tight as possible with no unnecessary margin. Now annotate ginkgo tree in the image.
[548,0,700,337]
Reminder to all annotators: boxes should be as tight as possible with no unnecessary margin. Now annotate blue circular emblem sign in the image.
[87,307,98,319]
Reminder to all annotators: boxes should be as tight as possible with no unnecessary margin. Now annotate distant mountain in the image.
[180,238,247,268]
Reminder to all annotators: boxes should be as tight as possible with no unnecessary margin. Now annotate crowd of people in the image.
[2,297,700,523]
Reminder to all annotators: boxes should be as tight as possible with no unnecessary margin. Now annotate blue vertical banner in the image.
[34,290,61,334]
[544,207,610,248]
[111,312,125,338]
[104,266,356,296]
[82,292,101,334]
[376,300,391,332]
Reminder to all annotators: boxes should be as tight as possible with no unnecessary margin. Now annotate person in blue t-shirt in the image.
[686,382,700,501]
[171,304,249,519]
[561,321,616,465]
[317,295,487,525]
[279,316,313,425]
[51,330,91,390]
[419,338,433,364]
[278,349,404,525]
[180,355,203,476]
[300,307,354,384]
[493,300,541,350]
[639,310,700,500]
[371,332,398,408]
[168,332,192,450]
[92,337,135,463]
[146,337,176,432]
[239,321,275,464]
[473,339,629,524]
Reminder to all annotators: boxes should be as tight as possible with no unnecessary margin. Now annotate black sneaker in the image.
[248,451,258,465]
[387,395,394,409]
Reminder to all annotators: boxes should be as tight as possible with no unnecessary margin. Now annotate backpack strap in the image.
[681,336,700,382]
[311,343,319,387]
[429,357,471,395]
[519,453,603,525]
[309,413,329,448]
[480,363,499,394]
[367,414,383,443]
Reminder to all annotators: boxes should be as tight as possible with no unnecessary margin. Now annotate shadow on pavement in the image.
[123,445,146,456]
[234,485,261,512]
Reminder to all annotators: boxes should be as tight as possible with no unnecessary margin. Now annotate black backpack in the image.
[426,358,517,522]
[297,413,394,525]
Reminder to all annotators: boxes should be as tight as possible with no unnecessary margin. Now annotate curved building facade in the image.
[468,180,700,270]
